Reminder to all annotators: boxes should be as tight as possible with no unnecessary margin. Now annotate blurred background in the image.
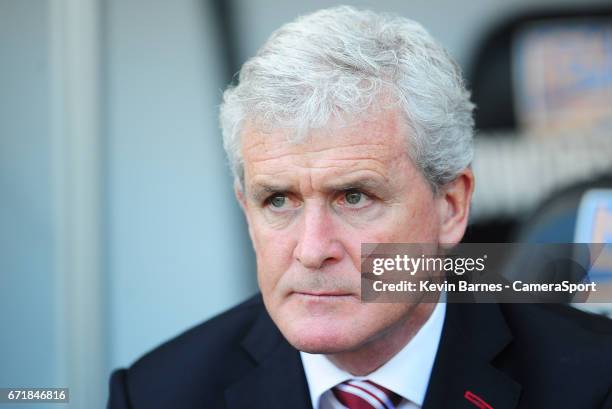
[1,0,611,407]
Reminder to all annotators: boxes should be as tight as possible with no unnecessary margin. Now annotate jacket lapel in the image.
[423,303,522,409]
[224,307,313,409]
[223,299,522,409]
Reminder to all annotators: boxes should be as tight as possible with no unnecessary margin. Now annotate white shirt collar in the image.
[300,300,446,408]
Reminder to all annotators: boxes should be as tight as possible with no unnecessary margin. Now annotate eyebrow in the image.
[247,183,295,202]
[322,177,388,193]
[247,175,390,202]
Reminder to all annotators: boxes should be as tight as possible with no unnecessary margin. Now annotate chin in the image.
[265,294,372,353]
[288,333,356,354]
[279,319,364,354]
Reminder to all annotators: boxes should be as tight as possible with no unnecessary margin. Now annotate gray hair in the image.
[219,5,474,190]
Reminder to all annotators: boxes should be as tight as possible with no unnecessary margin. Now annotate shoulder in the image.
[499,303,612,372]
[131,293,265,371]
[497,303,612,406]
[111,294,266,408]
[499,302,612,344]
[498,303,612,364]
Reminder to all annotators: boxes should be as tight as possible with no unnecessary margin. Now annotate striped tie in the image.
[332,379,403,409]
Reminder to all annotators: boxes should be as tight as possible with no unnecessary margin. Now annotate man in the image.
[107,6,612,409]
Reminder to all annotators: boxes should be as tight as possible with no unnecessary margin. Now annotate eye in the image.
[345,190,363,205]
[264,193,301,212]
[340,189,372,209]
[267,193,287,208]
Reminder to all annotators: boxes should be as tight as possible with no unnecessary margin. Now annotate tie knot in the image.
[332,379,403,409]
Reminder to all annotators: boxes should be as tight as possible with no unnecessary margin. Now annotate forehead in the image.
[241,109,410,170]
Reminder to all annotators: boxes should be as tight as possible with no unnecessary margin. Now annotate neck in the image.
[326,302,436,376]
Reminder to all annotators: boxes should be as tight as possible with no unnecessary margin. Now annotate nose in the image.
[293,203,344,269]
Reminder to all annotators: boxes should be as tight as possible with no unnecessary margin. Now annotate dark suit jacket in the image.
[107,294,612,409]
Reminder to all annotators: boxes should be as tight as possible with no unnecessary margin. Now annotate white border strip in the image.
[50,0,106,407]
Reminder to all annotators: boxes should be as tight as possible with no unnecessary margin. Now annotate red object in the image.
[332,380,403,409]
[464,390,494,409]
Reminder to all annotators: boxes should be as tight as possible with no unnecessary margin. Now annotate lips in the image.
[294,291,353,297]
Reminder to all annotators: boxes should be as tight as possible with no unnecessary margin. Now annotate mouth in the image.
[293,291,355,299]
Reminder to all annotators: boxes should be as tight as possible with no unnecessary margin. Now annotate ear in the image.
[234,179,247,212]
[234,179,257,247]
[436,168,474,245]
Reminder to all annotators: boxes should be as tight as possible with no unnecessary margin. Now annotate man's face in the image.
[239,108,450,354]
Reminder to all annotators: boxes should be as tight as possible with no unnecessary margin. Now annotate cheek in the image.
[252,223,297,288]
[348,200,439,246]
[255,227,296,262]
[393,197,440,240]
